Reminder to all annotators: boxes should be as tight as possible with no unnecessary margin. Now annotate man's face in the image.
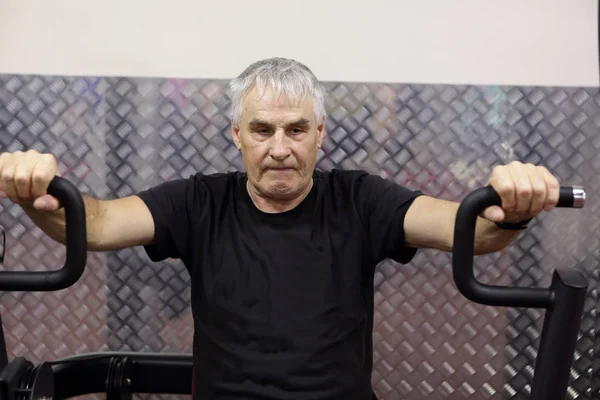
[232,86,324,200]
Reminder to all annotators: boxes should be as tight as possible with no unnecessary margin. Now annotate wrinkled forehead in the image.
[241,84,314,121]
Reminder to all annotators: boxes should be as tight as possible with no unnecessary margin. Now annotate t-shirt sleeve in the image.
[354,172,423,264]
[135,177,197,263]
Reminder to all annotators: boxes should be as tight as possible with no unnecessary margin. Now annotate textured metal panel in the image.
[0,75,598,400]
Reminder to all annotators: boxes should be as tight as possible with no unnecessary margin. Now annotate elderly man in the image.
[0,57,559,399]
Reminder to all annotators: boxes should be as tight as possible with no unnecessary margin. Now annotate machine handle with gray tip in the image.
[0,176,87,291]
[452,185,585,308]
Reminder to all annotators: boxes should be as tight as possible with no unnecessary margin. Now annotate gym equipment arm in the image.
[452,185,585,308]
[0,177,87,291]
[51,352,193,398]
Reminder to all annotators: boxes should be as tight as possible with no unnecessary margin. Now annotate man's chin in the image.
[264,184,295,198]
[251,173,311,200]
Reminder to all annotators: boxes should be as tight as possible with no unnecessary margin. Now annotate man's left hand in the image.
[481,161,560,224]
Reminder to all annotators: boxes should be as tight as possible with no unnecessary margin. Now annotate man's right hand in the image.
[0,150,62,211]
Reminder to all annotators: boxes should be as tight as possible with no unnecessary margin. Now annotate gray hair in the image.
[228,57,327,126]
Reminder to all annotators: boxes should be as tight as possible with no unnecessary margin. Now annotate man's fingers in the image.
[0,150,60,206]
[31,153,58,199]
[487,161,562,224]
[13,156,34,201]
[481,205,505,223]
[541,167,560,211]
[506,162,534,216]
[1,162,19,203]
[488,165,516,213]
[32,194,61,211]
[525,164,548,216]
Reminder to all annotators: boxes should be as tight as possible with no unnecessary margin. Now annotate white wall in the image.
[0,0,597,87]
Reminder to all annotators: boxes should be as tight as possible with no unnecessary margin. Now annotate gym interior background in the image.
[0,1,599,398]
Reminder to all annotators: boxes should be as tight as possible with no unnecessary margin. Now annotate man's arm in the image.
[403,161,560,255]
[0,150,156,252]
[403,196,521,255]
[20,194,156,252]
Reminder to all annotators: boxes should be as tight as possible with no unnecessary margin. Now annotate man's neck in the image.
[246,179,313,214]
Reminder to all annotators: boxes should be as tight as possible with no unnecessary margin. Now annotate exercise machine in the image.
[452,185,587,400]
[0,178,193,399]
[0,177,588,399]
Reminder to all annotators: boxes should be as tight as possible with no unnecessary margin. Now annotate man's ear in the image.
[316,117,326,148]
[231,122,242,150]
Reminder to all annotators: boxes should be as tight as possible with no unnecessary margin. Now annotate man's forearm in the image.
[474,217,523,255]
[20,194,104,247]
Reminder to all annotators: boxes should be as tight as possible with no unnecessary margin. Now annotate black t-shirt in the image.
[136,169,423,400]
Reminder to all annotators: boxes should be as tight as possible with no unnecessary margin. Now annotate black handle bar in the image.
[0,177,87,291]
[452,185,585,308]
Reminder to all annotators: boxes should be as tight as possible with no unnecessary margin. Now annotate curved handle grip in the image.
[452,185,585,308]
[0,176,87,291]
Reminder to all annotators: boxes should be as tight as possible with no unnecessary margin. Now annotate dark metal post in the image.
[530,268,588,400]
[0,313,8,373]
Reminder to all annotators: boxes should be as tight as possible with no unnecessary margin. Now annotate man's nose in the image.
[269,130,292,160]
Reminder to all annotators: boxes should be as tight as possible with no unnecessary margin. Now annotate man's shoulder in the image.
[188,170,245,195]
[313,169,381,204]
[315,168,370,182]
[143,170,243,199]
[191,170,245,184]
[315,168,386,188]
[315,168,421,200]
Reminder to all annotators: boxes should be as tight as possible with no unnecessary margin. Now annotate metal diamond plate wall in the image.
[0,74,598,400]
